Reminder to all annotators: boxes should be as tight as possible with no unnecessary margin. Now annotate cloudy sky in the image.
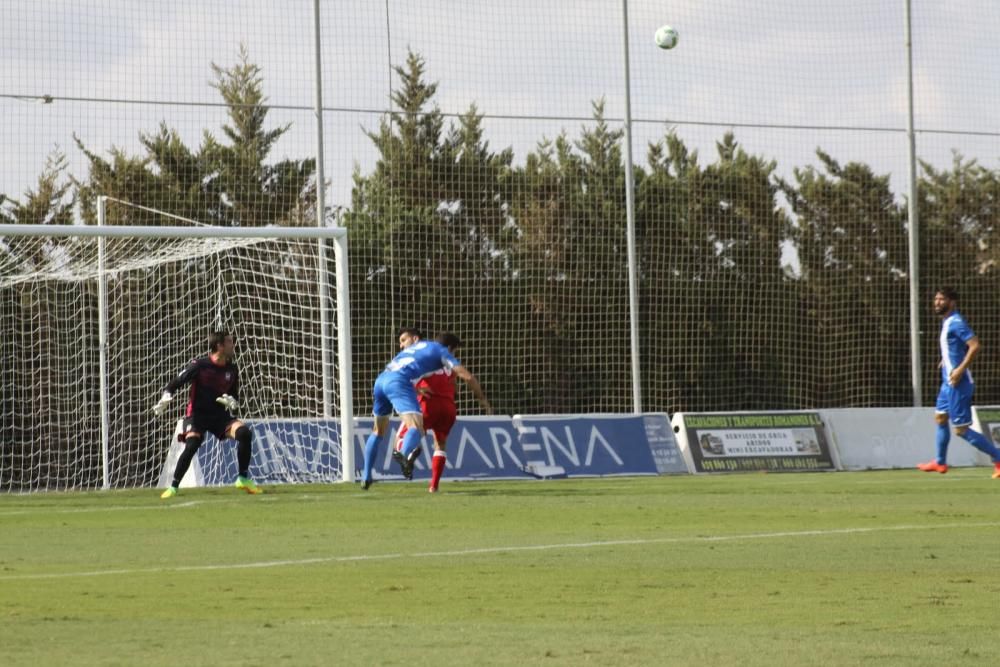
[2,0,998,214]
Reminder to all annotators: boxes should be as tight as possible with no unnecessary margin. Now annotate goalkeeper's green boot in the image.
[235,476,263,495]
[160,486,178,499]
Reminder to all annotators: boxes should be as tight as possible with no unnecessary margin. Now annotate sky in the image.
[2,0,999,216]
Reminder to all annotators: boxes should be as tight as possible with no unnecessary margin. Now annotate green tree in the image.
[0,150,74,227]
[136,122,215,225]
[66,48,322,485]
[1,150,76,270]
[73,141,162,225]
[0,151,94,489]
[346,52,516,412]
[700,134,792,410]
[510,101,633,412]
[74,45,316,228]
[918,154,1000,404]
[201,45,317,227]
[640,132,794,411]
[638,131,720,412]
[781,150,910,407]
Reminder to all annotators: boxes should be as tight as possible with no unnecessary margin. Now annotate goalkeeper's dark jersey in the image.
[164,356,240,420]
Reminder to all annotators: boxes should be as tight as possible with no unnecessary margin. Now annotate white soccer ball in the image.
[654,25,679,50]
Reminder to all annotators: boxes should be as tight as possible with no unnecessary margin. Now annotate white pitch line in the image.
[3,520,999,582]
[0,496,280,517]
[0,500,205,516]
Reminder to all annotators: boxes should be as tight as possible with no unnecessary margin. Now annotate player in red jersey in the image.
[395,333,492,492]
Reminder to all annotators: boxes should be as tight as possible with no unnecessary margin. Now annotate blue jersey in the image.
[940,312,975,384]
[384,340,461,383]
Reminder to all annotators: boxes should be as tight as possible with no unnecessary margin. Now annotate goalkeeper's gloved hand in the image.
[216,393,238,413]
[152,392,173,417]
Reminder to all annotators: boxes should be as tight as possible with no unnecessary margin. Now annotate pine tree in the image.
[202,44,317,227]
[74,45,316,228]
[346,52,516,411]
[781,150,909,406]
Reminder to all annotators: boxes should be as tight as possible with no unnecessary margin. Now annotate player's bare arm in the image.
[453,365,493,414]
[949,335,980,386]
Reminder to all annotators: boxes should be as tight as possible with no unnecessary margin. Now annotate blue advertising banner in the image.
[513,414,685,477]
[353,416,527,482]
[171,413,687,486]
[193,420,344,485]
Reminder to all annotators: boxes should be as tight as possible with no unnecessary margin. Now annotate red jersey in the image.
[416,367,456,405]
[395,367,458,447]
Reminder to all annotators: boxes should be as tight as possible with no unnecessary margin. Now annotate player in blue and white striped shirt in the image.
[918,287,1000,478]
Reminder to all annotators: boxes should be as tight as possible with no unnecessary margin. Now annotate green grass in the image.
[2,470,999,666]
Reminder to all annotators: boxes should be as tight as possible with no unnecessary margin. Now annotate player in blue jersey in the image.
[918,287,1000,478]
[360,327,488,489]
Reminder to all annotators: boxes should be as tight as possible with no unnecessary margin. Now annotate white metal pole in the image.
[313,0,355,481]
[334,235,355,482]
[312,0,335,422]
[621,0,642,414]
[0,224,348,239]
[905,0,922,406]
[97,196,111,489]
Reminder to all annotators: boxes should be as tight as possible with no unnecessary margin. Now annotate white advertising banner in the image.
[822,407,987,470]
[672,412,836,473]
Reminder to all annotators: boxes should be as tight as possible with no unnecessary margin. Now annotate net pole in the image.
[620,0,642,413]
[904,0,922,406]
[312,0,353,482]
[312,0,335,422]
[97,196,111,489]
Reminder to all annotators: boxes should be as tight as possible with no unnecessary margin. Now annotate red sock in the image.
[430,451,446,490]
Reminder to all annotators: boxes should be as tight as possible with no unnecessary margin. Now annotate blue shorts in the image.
[372,371,421,417]
[936,380,974,427]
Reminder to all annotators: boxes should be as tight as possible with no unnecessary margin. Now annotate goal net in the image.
[0,214,353,491]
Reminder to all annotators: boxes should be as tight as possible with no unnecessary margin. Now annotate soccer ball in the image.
[654,25,679,50]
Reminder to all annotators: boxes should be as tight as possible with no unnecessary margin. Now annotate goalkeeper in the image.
[153,331,261,498]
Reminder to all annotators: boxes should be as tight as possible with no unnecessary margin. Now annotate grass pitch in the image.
[2,471,999,666]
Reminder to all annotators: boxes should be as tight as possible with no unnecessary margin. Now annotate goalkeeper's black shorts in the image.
[178,413,238,442]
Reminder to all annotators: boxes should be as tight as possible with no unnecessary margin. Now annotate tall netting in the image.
[325,1,1000,414]
[0,223,342,491]
[4,1,1000,490]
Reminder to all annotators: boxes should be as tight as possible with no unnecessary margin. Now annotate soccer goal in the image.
[0,198,354,491]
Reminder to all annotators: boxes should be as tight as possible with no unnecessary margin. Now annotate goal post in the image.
[0,215,355,491]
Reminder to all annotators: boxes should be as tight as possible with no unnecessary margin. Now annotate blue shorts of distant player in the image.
[372,371,421,417]
[936,380,974,427]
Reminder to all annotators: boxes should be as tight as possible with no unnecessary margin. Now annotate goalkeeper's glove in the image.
[152,392,173,417]
[216,393,239,413]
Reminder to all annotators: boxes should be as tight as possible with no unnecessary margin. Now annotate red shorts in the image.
[422,400,457,442]
[397,399,457,445]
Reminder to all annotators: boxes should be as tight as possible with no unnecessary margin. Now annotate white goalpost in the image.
[0,202,354,491]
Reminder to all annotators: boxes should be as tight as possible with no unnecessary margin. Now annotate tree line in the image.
[5,48,1000,420]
